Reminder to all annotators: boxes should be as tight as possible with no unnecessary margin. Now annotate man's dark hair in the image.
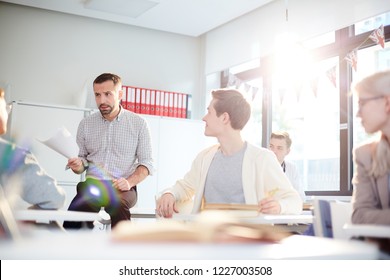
[93,73,122,86]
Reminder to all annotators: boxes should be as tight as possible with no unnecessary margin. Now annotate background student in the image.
[156,89,302,218]
[0,88,65,209]
[269,131,306,201]
[351,70,390,225]
[64,73,154,229]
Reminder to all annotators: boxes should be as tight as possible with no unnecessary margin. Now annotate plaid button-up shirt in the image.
[77,106,154,180]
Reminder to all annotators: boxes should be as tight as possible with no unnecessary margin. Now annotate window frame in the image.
[221,23,390,197]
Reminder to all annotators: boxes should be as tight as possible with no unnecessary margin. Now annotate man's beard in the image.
[99,104,113,115]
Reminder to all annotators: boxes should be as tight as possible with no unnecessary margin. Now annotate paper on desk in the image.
[38,126,79,159]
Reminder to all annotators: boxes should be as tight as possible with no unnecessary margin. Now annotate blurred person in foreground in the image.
[351,71,390,225]
[351,70,390,253]
[0,88,65,209]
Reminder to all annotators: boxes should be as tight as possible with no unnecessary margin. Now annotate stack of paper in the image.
[202,203,259,218]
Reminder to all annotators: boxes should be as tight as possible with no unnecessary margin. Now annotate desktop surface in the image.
[0,230,379,260]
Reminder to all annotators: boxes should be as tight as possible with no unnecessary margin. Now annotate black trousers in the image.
[63,178,137,229]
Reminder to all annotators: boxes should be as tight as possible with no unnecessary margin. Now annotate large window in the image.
[354,12,390,36]
[225,59,263,147]
[272,56,340,192]
[223,11,390,197]
[352,41,390,152]
[241,78,263,148]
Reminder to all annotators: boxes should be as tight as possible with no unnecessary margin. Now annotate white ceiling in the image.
[1,0,274,37]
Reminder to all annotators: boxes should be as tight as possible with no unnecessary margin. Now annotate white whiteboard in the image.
[134,115,160,209]
[156,117,215,191]
[8,102,90,184]
[136,115,215,209]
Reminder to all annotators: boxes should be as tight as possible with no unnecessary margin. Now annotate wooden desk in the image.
[242,214,313,225]
[343,223,390,238]
[131,208,156,219]
[14,210,99,223]
[171,213,313,225]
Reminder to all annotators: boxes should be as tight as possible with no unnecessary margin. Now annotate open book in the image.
[202,203,259,218]
[112,211,291,243]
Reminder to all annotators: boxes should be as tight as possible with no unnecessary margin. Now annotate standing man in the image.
[64,73,154,229]
[269,131,306,201]
[156,89,302,218]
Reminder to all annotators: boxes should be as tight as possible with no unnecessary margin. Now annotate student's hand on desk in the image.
[113,178,133,191]
[258,197,281,214]
[156,193,178,218]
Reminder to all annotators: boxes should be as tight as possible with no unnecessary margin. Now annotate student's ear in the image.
[222,112,230,124]
[118,89,124,101]
[286,148,291,156]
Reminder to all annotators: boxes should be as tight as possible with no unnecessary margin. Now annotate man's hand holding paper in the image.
[67,157,85,174]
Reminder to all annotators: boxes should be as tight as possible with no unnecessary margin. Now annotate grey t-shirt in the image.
[204,142,247,203]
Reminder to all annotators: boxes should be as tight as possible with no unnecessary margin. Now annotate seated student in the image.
[0,88,66,209]
[269,131,306,201]
[351,71,390,226]
[156,89,302,218]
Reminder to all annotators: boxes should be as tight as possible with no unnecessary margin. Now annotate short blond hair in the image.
[271,131,292,149]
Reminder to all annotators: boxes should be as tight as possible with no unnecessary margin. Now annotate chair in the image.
[312,199,333,237]
[330,201,352,239]
[312,199,352,239]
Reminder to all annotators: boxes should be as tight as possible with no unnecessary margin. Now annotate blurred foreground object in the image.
[112,211,291,243]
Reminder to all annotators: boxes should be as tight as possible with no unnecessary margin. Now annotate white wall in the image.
[2,1,390,120]
[0,2,203,117]
[137,115,216,209]
[204,0,390,74]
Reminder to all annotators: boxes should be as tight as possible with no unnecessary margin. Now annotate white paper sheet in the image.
[38,127,79,159]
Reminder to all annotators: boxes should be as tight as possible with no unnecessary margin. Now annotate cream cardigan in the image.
[159,143,302,214]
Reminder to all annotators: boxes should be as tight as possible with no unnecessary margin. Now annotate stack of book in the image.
[121,86,190,119]
[303,202,313,211]
[112,210,290,243]
[202,203,260,218]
